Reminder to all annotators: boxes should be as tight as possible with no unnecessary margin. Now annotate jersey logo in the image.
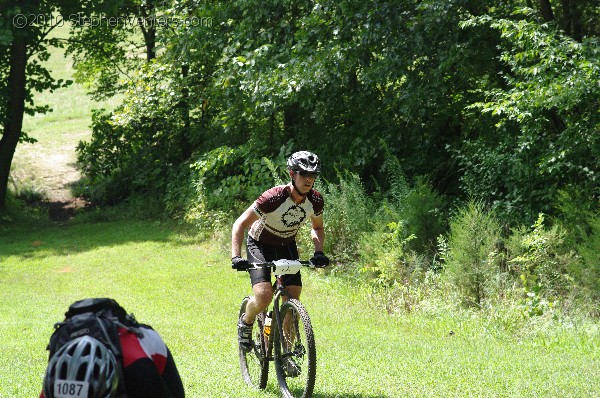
[282,205,306,227]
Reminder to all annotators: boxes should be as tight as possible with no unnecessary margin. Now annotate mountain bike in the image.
[237,259,317,398]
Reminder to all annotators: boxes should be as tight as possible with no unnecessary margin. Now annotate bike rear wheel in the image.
[238,297,269,389]
[273,299,316,398]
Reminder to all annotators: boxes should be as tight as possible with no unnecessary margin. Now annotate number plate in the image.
[54,380,89,398]
[272,259,302,275]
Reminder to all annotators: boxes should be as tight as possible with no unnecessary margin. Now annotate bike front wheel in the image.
[238,297,269,389]
[273,298,316,398]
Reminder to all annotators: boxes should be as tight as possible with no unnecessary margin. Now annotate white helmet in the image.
[287,151,321,174]
[43,335,120,398]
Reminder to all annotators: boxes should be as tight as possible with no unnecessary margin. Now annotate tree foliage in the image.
[65,1,598,228]
[459,8,599,223]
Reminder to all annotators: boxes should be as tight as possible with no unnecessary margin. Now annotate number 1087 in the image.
[54,381,88,398]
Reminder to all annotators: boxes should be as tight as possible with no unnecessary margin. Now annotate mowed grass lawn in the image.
[0,219,598,397]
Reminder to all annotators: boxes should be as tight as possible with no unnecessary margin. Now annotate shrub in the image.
[554,187,597,245]
[357,220,439,314]
[576,214,600,304]
[444,201,503,307]
[76,109,178,204]
[396,177,448,256]
[164,144,290,241]
[358,221,416,285]
[507,214,578,316]
[559,212,600,317]
[186,145,287,212]
[315,172,374,267]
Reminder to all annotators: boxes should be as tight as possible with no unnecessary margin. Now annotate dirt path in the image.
[11,133,89,221]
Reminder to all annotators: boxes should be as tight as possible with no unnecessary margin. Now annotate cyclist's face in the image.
[291,170,315,194]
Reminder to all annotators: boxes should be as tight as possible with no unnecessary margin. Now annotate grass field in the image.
[1,220,599,397]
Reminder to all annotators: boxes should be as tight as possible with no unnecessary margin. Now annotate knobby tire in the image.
[238,297,269,389]
[273,299,316,398]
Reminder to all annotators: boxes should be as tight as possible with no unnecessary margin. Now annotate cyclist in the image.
[40,304,185,398]
[231,150,330,353]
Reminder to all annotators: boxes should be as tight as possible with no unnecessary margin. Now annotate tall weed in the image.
[358,220,442,313]
[379,150,448,257]
[358,221,416,286]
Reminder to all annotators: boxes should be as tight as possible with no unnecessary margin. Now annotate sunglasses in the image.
[298,171,318,179]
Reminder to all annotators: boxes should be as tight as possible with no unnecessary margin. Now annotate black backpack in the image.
[46,298,141,393]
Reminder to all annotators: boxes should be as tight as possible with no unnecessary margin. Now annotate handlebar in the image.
[242,259,314,275]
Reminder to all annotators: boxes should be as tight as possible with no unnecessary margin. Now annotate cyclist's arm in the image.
[310,214,325,252]
[160,348,185,398]
[231,205,259,258]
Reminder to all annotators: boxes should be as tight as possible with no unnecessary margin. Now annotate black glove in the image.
[310,251,329,268]
[231,256,251,271]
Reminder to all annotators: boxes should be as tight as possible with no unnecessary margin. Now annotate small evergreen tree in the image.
[444,201,502,307]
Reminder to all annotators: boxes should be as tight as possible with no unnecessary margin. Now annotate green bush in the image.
[396,177,448,256]
[377,152,449,259]
[577,213,600,283]
[575,213,600,315]
[164,145,290,238]
[508,214,578,316]
[554,187,598,245]
[317,172,374,267]
[358,221,416,286]
[187,145,287,211]
[76,109,178,205]
[444,201,503,307]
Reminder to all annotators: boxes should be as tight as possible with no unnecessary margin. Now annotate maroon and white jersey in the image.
[119,325,168,373]
[249,184,324,246]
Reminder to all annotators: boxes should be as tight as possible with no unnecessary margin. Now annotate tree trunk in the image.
[138,1,157,61]
[539,0,555,22]
[179,63,192,161]
[560,0,583,41]
[0,33,27,209]
[143,26,156,61]
[283,103,300,142]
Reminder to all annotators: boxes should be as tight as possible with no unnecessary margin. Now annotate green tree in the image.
[72,0,599,232]
[66,0,170,99]
[0,0,78,209]
[445,201,503,307]
[458,8,599,224]
[75,0,220,202]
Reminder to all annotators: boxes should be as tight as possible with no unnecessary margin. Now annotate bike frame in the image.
[269,274,289,359]
[257,260,311,358]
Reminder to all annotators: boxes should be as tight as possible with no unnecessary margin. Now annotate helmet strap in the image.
[291,174,309,198]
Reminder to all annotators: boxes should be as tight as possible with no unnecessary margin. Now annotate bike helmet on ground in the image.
[287,151,321,174]
[43,335,120,398]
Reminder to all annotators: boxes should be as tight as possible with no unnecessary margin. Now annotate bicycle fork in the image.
[271,284,298,362]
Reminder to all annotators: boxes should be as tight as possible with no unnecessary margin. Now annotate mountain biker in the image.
[231,150,330,352]
[40,303,185,398]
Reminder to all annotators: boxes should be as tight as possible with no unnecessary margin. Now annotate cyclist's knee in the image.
[286,285,302,300]
[253,283,273,307]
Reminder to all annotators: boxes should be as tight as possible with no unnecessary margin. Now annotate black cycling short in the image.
[246,236,302,287]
